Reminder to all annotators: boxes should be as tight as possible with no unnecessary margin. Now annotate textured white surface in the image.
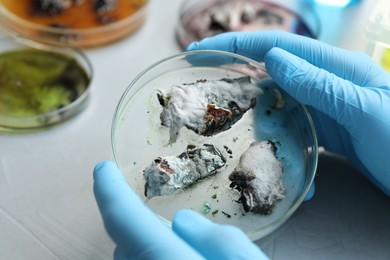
[159,76,259,142]
[0,0,389,259]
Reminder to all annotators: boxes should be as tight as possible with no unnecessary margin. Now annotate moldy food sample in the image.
[157,76,261,143]
[143,144,226,199]
[229,141,285,215]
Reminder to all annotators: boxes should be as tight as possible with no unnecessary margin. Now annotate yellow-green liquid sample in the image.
[0,49,90,117]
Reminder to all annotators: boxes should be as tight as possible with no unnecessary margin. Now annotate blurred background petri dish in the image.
[0,35,92,132]
[111,50,318,240]
[176,0,321,49]
[0,0,148,48]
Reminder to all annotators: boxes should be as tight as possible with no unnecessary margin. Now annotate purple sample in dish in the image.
[177,0,317,48]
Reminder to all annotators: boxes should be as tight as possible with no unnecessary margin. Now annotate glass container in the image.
[0,35,92,132]
[111,50,318,240]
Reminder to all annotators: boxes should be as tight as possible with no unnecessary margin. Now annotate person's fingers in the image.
[172,209,268,260]
[264,47,365,129]
[265,47,390,176]
[186,30,388,87]
[93,161,203,260]
[93,160,162,243]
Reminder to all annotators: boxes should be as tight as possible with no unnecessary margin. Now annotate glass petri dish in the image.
[0,35,92,132]
[111,50,318,240]
[0,0,148,48]
[176,0,321,49]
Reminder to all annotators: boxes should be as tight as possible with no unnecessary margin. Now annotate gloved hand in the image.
[93,160,269,260]
[187,30,390,198]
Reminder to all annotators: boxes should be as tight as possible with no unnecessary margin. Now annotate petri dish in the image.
[176,0,321,49]
[111,50,318,240]
[0,35,92,132]
[0,0,148,48]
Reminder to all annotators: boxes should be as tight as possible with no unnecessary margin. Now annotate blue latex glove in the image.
[93,160,268,260]
[187,30,390,198]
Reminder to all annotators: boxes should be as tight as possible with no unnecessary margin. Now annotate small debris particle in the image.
[222,211,231,218]
[223,145,232,154]
[233,137,238,142]
[201,203,211,214]
[212,194,217,199]
[212,210,219,216]
[266,109,271,116]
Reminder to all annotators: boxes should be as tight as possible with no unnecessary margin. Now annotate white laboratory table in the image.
[0,0,389,259]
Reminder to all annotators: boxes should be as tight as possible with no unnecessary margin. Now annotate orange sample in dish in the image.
[0,0,148,47]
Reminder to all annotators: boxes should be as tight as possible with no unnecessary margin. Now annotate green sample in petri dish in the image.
[0,49,89,116]
[0,47,91,131]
